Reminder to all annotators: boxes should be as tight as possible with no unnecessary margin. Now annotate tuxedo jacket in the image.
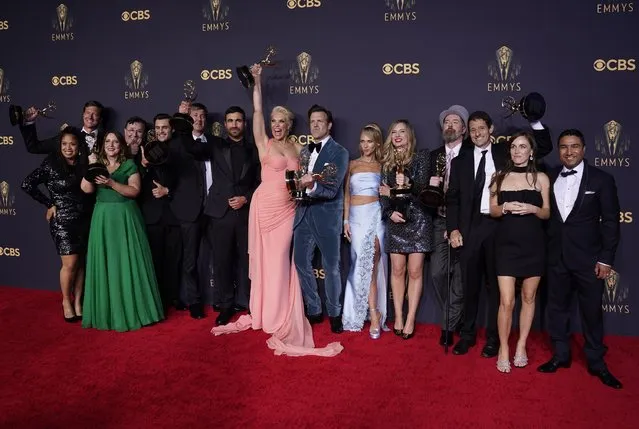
[136,154,178,226]
[446,127,552,239]
[182,134,261,219]
[547,161,620,271]
[293,137,350,230]
[19,123,104,166]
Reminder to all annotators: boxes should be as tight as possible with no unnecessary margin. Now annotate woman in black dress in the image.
[21,127,91,322]
[489,131,550,373]
[379,119,432,339]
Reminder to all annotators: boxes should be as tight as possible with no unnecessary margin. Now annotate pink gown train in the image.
[211,140,343,357]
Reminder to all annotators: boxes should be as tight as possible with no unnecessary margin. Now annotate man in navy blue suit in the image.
[293,104,349,334]
[537,129,622,389]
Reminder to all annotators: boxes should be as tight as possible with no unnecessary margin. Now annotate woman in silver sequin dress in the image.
[379,120,432,339]
[21,128,92,322]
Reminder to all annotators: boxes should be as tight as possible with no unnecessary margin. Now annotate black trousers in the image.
[459,215,499,343]
[206,209,250,309]
[547,257,607,370]
[179,218,204,306]
[146,223,182,310]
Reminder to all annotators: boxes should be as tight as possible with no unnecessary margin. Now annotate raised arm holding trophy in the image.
[9,101,56,126]
[236,46,277,88]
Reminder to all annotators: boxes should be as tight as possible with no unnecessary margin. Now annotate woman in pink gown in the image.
[211,64,342,357]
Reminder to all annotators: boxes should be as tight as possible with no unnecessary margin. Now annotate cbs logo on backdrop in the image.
[287,0,322,8]
[121,10,151,21]
[382,63,420,75]
[0,136,13,145]
[200,69,233,80]
[593,59,636,72]
[0,21,8,30]
[51,75,78,86]
[620,212,633,223]
[0,247,21,257]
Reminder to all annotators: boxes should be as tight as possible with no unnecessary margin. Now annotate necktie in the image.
[560,169,577,177]
[437,150,455,217]
[473,150,487,209]
[308,141,322,153]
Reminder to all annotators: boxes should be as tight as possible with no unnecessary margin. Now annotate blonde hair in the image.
[381,119,416,173]
[360,123,384,162]
[271,105,294,130]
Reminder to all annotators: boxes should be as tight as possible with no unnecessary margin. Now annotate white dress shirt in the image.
[554,160,584,222]
[194,133,213,194]
[82,127,98,151]
[307,135,330,194]
[437,142,462,217]
[474,145,495,214]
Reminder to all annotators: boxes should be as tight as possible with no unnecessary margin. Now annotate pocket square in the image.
[585,191,596,195]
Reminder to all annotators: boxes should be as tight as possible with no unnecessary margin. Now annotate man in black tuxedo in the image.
[447,110,552,357]
[182,106,260,326]
[19,100,105,162]
[137,118,180,312]
[537,129,622,389]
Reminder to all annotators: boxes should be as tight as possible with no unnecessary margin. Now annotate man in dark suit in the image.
[182,106,260,326]
[447,110,552,357]
[124,116,146,160]
[294,105,349,334]
[428,105,469,348]
[537,129,622,389]
[19,100,105,162]
[137,121,180,313]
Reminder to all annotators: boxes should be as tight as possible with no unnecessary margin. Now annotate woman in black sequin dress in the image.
[21,127,91,322]
[379,119,432,339]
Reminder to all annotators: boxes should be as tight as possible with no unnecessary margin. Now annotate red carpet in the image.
[1,286,637,429]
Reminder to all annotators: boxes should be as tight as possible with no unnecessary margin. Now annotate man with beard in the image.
[447,111,552,358]
[181,105,260,326]
[428,105,469,348]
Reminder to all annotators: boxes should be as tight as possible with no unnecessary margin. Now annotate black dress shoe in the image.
[211,305,221,312]
[329,316,343,334]
[234,304,248,312]
[307,313,323,325]
[588,368,623,389]
[439,330,454,346]
[189,303,205,319]
[215,308,236,326]
[452,338,476,355]
[174,301,188,311]
[537,357,572,373]
[481,342,499,358]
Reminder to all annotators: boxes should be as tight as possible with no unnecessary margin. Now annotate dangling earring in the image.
[529,153,533,160]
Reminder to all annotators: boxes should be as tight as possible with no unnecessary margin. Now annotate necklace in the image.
[511,166,528,173]
[358,157,377,164]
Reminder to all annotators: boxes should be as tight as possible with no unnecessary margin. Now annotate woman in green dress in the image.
[80,131,164,332]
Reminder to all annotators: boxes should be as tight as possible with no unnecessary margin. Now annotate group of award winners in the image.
[16,63,622,387]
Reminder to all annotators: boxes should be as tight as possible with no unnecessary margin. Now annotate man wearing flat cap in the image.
[428,104,470,348]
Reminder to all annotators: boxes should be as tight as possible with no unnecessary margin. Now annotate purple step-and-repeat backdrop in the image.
[0,1,636,334]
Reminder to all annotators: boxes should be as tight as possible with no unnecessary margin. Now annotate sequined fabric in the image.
[21,157,91,255]
[380,149,433,254]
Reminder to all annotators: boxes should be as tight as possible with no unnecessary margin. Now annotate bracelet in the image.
[502,203,507,214]
[343,219,349,225]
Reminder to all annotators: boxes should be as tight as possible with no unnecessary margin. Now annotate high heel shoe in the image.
[513,353,529,368]
[497,359,511,373]
[63,302,77,323]
[369,309,381,340]
[401,323,415,340]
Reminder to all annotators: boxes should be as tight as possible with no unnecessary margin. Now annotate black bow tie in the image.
[560,170,577,177]
[308,141,322,153]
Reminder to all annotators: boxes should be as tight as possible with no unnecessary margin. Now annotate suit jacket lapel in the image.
[238,145,253,180]
[312,138,333,174]
[549,167,562,221]
[217,141,233,179]
[566,162,589,221]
